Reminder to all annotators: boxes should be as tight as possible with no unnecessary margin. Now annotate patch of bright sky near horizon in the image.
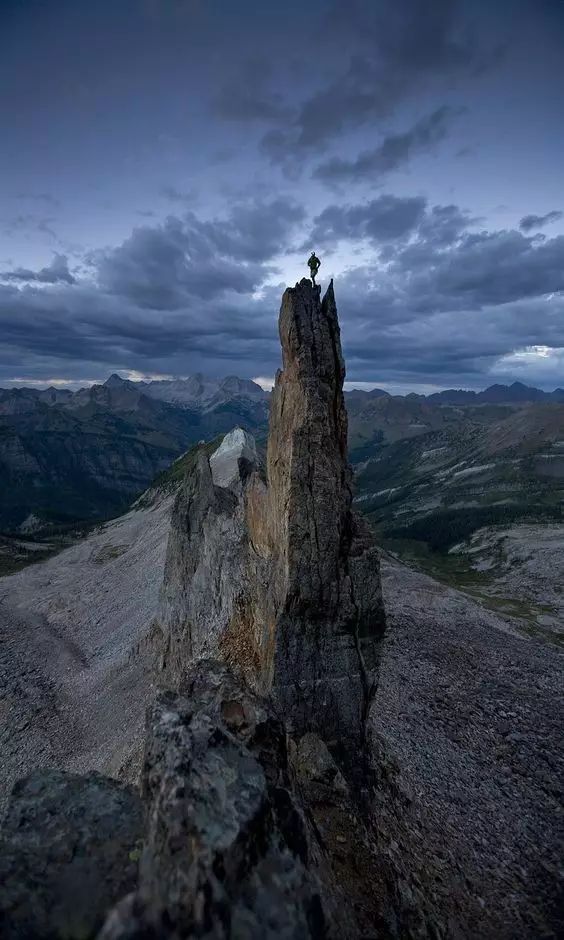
[0,0,563,392]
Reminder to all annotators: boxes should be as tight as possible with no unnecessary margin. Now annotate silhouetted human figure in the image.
[308,251,321,285]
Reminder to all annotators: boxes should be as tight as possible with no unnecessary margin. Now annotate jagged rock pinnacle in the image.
[267,277,350,617]
[157,278,386,757]
[257,278,386,749]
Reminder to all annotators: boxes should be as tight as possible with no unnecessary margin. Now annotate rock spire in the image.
[157,278,386,754]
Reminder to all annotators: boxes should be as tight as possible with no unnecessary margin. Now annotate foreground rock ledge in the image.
[158,279,386,754]
[99,660,328,939]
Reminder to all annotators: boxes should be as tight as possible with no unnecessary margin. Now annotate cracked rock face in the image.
[158,279,386,754]
[260,279,386,749]
[99,661,326,940]
[157,452,252,676]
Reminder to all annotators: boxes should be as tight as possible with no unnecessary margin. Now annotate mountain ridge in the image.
[1,372,563,534]
[345,379,564,405]
[2,375,562,407]
[0,375,268,532]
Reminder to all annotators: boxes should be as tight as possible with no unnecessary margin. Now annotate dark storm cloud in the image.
[1,254,75,285]
[330,267,564,387]
[352,299,563,386]
[392,228,564,312]
[198,199,306,262]
[415,204,475,248]
[0,277,280,386]
[307,197,563,312]
[313,106,458,185]
[215,0,496,174]
[1,193,562,390]
[95,220,260,309]
[308,195,427,246]
[94,198,304,309]
[302,200,564,385]
[1,1,562,393]
[519,210,563,232]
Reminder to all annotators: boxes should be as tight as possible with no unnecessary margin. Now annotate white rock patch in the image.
[210,427,258,490]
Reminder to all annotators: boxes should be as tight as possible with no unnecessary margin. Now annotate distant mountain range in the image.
[0,374,268,532]
[0,372,267,413]
[351,392,564,577]
[3,376,562,409]
[0,374,562,533]
[346,381,564,405]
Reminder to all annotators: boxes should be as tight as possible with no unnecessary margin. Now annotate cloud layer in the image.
[1,0,563,392]
[1,191,562,390]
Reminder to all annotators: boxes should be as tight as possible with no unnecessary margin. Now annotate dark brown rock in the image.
[258,279,386,750]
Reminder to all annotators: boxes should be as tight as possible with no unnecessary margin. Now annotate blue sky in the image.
[1,0,563,392]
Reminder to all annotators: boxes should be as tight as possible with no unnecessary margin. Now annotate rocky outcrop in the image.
[158,279,386,756]
[0,661,390,939]
[100,661,328,939]
[0,278,389,937]
[157,447,254,677]
[256,279,386,748]
[0,771,143,940]
[209,427,258,489]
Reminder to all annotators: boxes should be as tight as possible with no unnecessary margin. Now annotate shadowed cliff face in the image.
[158,279,386,755]
[267,279,351,619]
[260,279,386,748]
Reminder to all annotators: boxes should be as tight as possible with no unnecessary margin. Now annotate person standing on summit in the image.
[308,251,321,285]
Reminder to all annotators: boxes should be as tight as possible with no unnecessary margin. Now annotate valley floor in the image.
[0,512,562,937]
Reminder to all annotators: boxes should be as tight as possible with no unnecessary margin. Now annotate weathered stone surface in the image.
[157,452,255,678]
[158,279,386,755]
[99,660,327,939]
[293,732,349,799]
[209,426,258,490]
[258,279,386,748]
[0,770,143,940]
[290,731,386,938]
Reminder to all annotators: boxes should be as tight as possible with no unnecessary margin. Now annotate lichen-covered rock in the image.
[158,279,386,757]
[99,660,326,939]
[0,770,143,940]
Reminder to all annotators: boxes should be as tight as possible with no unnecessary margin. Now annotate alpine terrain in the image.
[0,280,562,939]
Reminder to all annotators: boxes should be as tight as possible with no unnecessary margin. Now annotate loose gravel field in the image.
[1,504,562,937]
[372,556,564,938]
